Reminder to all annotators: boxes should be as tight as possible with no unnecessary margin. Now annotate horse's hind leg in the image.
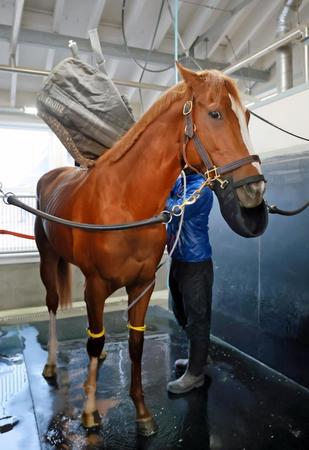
[35,218,67,379]
[82,274,109,428]
[127,282,158,436]
[40,255,59,379]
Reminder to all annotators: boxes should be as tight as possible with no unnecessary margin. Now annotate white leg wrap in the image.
[47,312,58,366]
[84,357,99,414]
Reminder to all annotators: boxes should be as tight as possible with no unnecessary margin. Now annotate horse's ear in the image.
[176,62,201,86]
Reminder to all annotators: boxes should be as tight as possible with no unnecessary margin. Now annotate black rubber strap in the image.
[267,201,309,216]
[7,195,171,231]
[233,174,266,189]
[249,110,309,142]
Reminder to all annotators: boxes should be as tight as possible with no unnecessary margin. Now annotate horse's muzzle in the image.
[213,177,268,238]
[235,180,266,209]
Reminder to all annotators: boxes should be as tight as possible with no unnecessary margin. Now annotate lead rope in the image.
[123,170,187,323]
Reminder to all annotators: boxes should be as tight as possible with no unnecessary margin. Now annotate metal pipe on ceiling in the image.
[0,24,270,82]
[276,0,302,92]
[304,25,309,83]
[0,107,25,114]
[0,26,306,92]
[223,26,305,75]
[0,64,167,92]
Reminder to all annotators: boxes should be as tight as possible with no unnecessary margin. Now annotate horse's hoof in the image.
[81,410,101,429]
[42,364,56,379]
[99,350,107,362]
[136,416,158,437]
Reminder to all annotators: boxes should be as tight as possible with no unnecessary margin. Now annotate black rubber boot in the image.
[167,340,209,394]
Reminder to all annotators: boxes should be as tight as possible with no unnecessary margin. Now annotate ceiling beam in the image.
[225,0,282,62]
[124,0,176,102]
[52,0,66,31]
[45,0,66,71]
[0,24,270,82]
[145,0,222,108]
[181,0,222,50]
[202,0,257,58]
[87,0,107,30]
[10,47,18,107]
[9,0,25,108]
[109,0,150,97]
[9,0,24,64]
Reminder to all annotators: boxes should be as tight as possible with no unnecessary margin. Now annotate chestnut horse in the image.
[35,64,265,436]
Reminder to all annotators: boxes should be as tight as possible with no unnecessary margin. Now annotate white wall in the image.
[249,83,309,156]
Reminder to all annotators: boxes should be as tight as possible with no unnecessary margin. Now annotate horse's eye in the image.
[208,111,222,120]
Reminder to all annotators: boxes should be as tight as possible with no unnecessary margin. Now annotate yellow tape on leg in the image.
[127,323,146,332]
[87,327,105,338]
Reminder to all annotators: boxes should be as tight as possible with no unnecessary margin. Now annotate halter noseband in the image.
[182,99,265,189]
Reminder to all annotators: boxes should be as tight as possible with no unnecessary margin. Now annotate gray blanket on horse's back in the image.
[37,57,136,161]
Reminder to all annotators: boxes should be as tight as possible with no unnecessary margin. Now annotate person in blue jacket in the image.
[166,168,214,394]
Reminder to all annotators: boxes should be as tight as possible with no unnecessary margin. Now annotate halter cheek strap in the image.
[182,99,266,187]
[127,323,146,332]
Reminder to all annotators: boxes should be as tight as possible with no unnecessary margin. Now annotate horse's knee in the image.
[87,336,105,358]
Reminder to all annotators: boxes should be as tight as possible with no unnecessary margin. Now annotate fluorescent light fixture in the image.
[245,101,255,107]
[23,106,38,115]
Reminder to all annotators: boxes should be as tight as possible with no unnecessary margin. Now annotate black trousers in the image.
[169,258,214,343]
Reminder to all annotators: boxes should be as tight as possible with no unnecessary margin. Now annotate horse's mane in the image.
[106,81,187,163]
[105,69,242,163]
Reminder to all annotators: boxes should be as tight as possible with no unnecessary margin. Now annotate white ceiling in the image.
[0,0,309,114]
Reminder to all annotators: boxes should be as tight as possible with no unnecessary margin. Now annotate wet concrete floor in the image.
[0,305,309,450]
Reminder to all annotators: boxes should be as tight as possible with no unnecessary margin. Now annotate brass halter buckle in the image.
[205,167,229,189]
[183,100,193,115]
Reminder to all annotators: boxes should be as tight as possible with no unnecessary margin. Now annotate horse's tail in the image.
[57,258,72,309]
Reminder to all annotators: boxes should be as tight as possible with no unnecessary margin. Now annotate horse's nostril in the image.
[243,184,255,199]
[244,181,265,198]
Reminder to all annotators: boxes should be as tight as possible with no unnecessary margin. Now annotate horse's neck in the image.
[98,98,185,216]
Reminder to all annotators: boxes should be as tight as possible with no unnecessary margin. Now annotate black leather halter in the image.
[182,99,265,189]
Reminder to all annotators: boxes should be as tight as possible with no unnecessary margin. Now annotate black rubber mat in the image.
[1,306,308,449]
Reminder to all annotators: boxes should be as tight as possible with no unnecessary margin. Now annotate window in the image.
[0,124,73,195]
[0,123,73,253]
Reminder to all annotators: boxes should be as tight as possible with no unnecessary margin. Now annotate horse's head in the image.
[177,63,268,237]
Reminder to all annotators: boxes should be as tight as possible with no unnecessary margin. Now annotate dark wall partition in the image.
[209,149,309,387]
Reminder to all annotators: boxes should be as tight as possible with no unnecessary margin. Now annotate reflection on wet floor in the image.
[0,306,309,450]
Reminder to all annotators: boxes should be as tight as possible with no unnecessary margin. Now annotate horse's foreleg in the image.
[127,283,158,436]
[82,275,109,428]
